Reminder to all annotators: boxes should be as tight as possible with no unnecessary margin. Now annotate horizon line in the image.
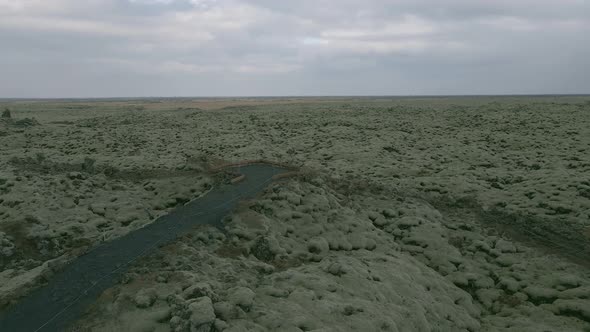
[1,93,589,101]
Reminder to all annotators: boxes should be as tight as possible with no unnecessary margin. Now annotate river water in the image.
[0,164,287,332]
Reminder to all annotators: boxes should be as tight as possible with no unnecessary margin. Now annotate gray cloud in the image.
[0,0,588,97]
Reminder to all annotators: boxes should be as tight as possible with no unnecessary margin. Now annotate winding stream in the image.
[0,164,288,332]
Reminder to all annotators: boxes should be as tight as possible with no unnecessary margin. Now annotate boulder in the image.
[188,296,215,332]
[228,287,255,312]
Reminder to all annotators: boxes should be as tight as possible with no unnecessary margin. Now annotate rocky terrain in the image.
[0,96,589,331]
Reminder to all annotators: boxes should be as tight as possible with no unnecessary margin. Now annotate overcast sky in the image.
[1,0,589,97]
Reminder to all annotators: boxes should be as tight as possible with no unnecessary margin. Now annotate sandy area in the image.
[0,96,589,331]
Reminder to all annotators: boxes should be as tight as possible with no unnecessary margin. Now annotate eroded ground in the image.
[0,96,589,331]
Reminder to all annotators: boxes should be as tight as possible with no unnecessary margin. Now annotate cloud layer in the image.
[1,0,589,97]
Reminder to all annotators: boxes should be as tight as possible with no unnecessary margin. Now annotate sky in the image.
[0,0,589,97]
